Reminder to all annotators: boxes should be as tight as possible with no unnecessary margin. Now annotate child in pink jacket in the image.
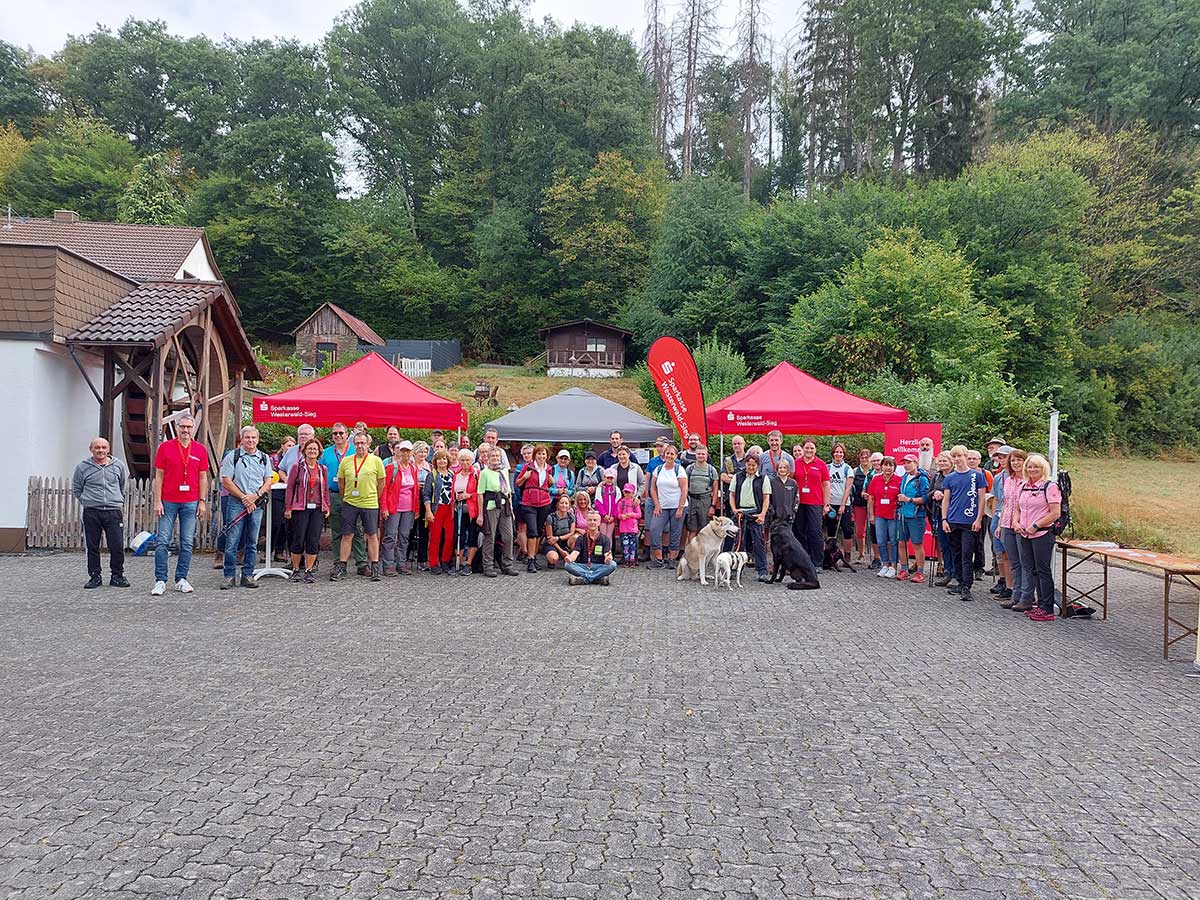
[616,482,642,567]
[594,468,621,543]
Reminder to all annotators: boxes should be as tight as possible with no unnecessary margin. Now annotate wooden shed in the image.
[292,302,385,370]
[538,318,630,378]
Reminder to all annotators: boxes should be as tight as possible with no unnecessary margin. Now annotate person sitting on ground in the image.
[544,493,577,569]
[594,468,620,544]
[573,490,593,529]
[616,483,642,568]
[565,510,617,586]
[72,436,130,589]
[896,454,930,583]
[332,432,386,582]
[284,437,330,583]
[576,451,604,499]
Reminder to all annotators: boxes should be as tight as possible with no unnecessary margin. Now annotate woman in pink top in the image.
[997,449,1027,609]
[381,441,420,575]
[1013,453,1062,622]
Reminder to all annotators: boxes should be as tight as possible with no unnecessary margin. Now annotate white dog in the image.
[712,550,750,590]
[677,516,739,585]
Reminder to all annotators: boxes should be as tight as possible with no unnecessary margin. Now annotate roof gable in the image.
[0,218,209,282]
[538,318,632,339]
[291,301,386,346]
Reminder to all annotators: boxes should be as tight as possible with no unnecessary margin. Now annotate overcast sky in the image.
[3,0,805,58]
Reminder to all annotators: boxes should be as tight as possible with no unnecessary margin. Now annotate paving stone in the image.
[1,551,1199,899]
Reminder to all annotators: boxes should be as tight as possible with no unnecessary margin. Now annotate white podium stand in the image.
[253,483,291,580]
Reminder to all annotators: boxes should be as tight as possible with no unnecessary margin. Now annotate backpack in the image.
[1041,470,1072,537]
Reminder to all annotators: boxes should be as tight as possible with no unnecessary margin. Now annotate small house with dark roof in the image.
[538,318,630,377]
[292,301,385,370]
[0,209,262,551]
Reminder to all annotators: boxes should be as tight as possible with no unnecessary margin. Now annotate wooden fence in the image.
[27,475,221,551]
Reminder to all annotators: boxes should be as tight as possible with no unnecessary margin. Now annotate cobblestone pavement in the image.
[2,549,1200,900]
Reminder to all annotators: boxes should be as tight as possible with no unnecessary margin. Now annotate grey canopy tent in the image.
[484,388,668,443]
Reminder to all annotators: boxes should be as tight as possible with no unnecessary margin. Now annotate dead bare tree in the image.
[642,0,675,157]
[736,0,767,197]
[677,0,720,176]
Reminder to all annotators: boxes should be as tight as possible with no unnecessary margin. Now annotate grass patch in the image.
[1067,456,1200,557]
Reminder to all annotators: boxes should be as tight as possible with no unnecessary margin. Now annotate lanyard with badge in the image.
[349,454,366,497]
[178,442,193,493]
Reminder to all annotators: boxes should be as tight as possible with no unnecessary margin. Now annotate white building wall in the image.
[0,340,115,535]
[175,239,218,280]
[547,367,622,378]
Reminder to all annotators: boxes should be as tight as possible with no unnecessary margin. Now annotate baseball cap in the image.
[557,449,570,459]
[604,467,617,478]
[655,435,668,444]
[901,453,917,463]
[397,440,413,450]
[996,444,1016,455]
[622,483,636,493]
[584,450,596,460]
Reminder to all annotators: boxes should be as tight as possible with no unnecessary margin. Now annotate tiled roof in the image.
[0,218,205,282]
[69,280,263,380]
[70,281,225,344]
[537,317,632,338]
[293,301,386,345]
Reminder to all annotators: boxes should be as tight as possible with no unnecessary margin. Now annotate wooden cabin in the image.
[292,302,385,370]
[538,318,630,378]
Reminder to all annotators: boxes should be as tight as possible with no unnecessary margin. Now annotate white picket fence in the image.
[399,357,432,378]
[27,475,221,551]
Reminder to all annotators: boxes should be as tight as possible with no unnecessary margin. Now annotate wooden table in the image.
[1057,539,1200,658]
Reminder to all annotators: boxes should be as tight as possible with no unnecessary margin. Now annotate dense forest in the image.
[2,0,1199,450]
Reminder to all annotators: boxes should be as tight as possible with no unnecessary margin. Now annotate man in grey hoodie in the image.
[71,437,130,588]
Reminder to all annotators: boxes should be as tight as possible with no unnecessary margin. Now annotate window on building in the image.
[316,342,337,367]
[586,337,607,353]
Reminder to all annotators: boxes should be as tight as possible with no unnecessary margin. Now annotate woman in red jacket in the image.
[422,449,457,575]
[516,444,553,572]
[284,438,330,583]
[452,448,480,576]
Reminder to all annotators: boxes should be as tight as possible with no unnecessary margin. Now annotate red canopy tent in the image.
[706,361,907,435]
[253,352,467,430]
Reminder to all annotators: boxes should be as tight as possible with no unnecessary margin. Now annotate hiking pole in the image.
[220,494,268,538]
[454,499,462,573]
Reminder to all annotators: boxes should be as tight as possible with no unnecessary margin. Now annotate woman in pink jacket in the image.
[284,438,330,583]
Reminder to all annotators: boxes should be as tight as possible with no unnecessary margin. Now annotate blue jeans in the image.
[1000,526,1023,599]
[874,517,899,566]
[649,507,683,554]
[223,501,264,578]
[154,500,198,583]
[934,520,957,579]
[565,560,617,583]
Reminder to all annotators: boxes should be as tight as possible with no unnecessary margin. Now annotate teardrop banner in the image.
[647,337,707,445]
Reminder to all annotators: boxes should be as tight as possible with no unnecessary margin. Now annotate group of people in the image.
[70,420,1063,619]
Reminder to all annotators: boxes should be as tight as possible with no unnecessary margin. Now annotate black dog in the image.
[822,537,856,573]
[769,520,821,590]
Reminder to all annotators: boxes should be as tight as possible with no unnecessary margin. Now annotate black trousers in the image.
[974,515,990,570]
[793,504,825,569]
[949,523,979,592]
[83,507,124,577]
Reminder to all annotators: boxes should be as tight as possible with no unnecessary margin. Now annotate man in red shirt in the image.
[793,439,831,569]
[151,414,210,595]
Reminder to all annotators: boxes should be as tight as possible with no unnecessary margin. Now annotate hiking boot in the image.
[330,561,346,582]
[868,558,881,570]
[290,569,304,583]
[1028,608,1056,622]
[501,568,519,576]
[399,564,412,575]
[303,569,315,584]
[458,566,471,576]
[599,576,610,586]
[110,575,130,588]
[357,564,371,577]
[1000,598,1017,609]
[84,575,103,589]
[220,577,239,590]
[946,585,962,595]
[527,559,537,573]
[1012,599,1035,612]
[934,574,953,587]
[383,566,398,577]
[240,576,258,589]
[568,575,583,586]
[958,591,974,602]
[371,563,382,582]
[482,570,498,578]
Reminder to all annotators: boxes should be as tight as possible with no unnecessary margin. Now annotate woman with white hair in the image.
[1013,453,1061,622]
[452,448,480,575]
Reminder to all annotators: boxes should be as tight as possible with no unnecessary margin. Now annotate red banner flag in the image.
[648,337,707,444]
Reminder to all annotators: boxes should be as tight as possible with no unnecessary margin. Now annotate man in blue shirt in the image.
[940,444,989,601]
[218,426,274,589]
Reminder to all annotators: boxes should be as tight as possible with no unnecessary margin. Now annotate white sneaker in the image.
[876,566,889,578]
[150,580,166,596]
[174,578,194,594]
[887,566,897,578]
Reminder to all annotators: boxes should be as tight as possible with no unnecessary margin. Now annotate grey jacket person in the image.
[71,457,128,510]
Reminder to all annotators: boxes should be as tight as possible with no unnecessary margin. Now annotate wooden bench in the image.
[1057,539,1200,658]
